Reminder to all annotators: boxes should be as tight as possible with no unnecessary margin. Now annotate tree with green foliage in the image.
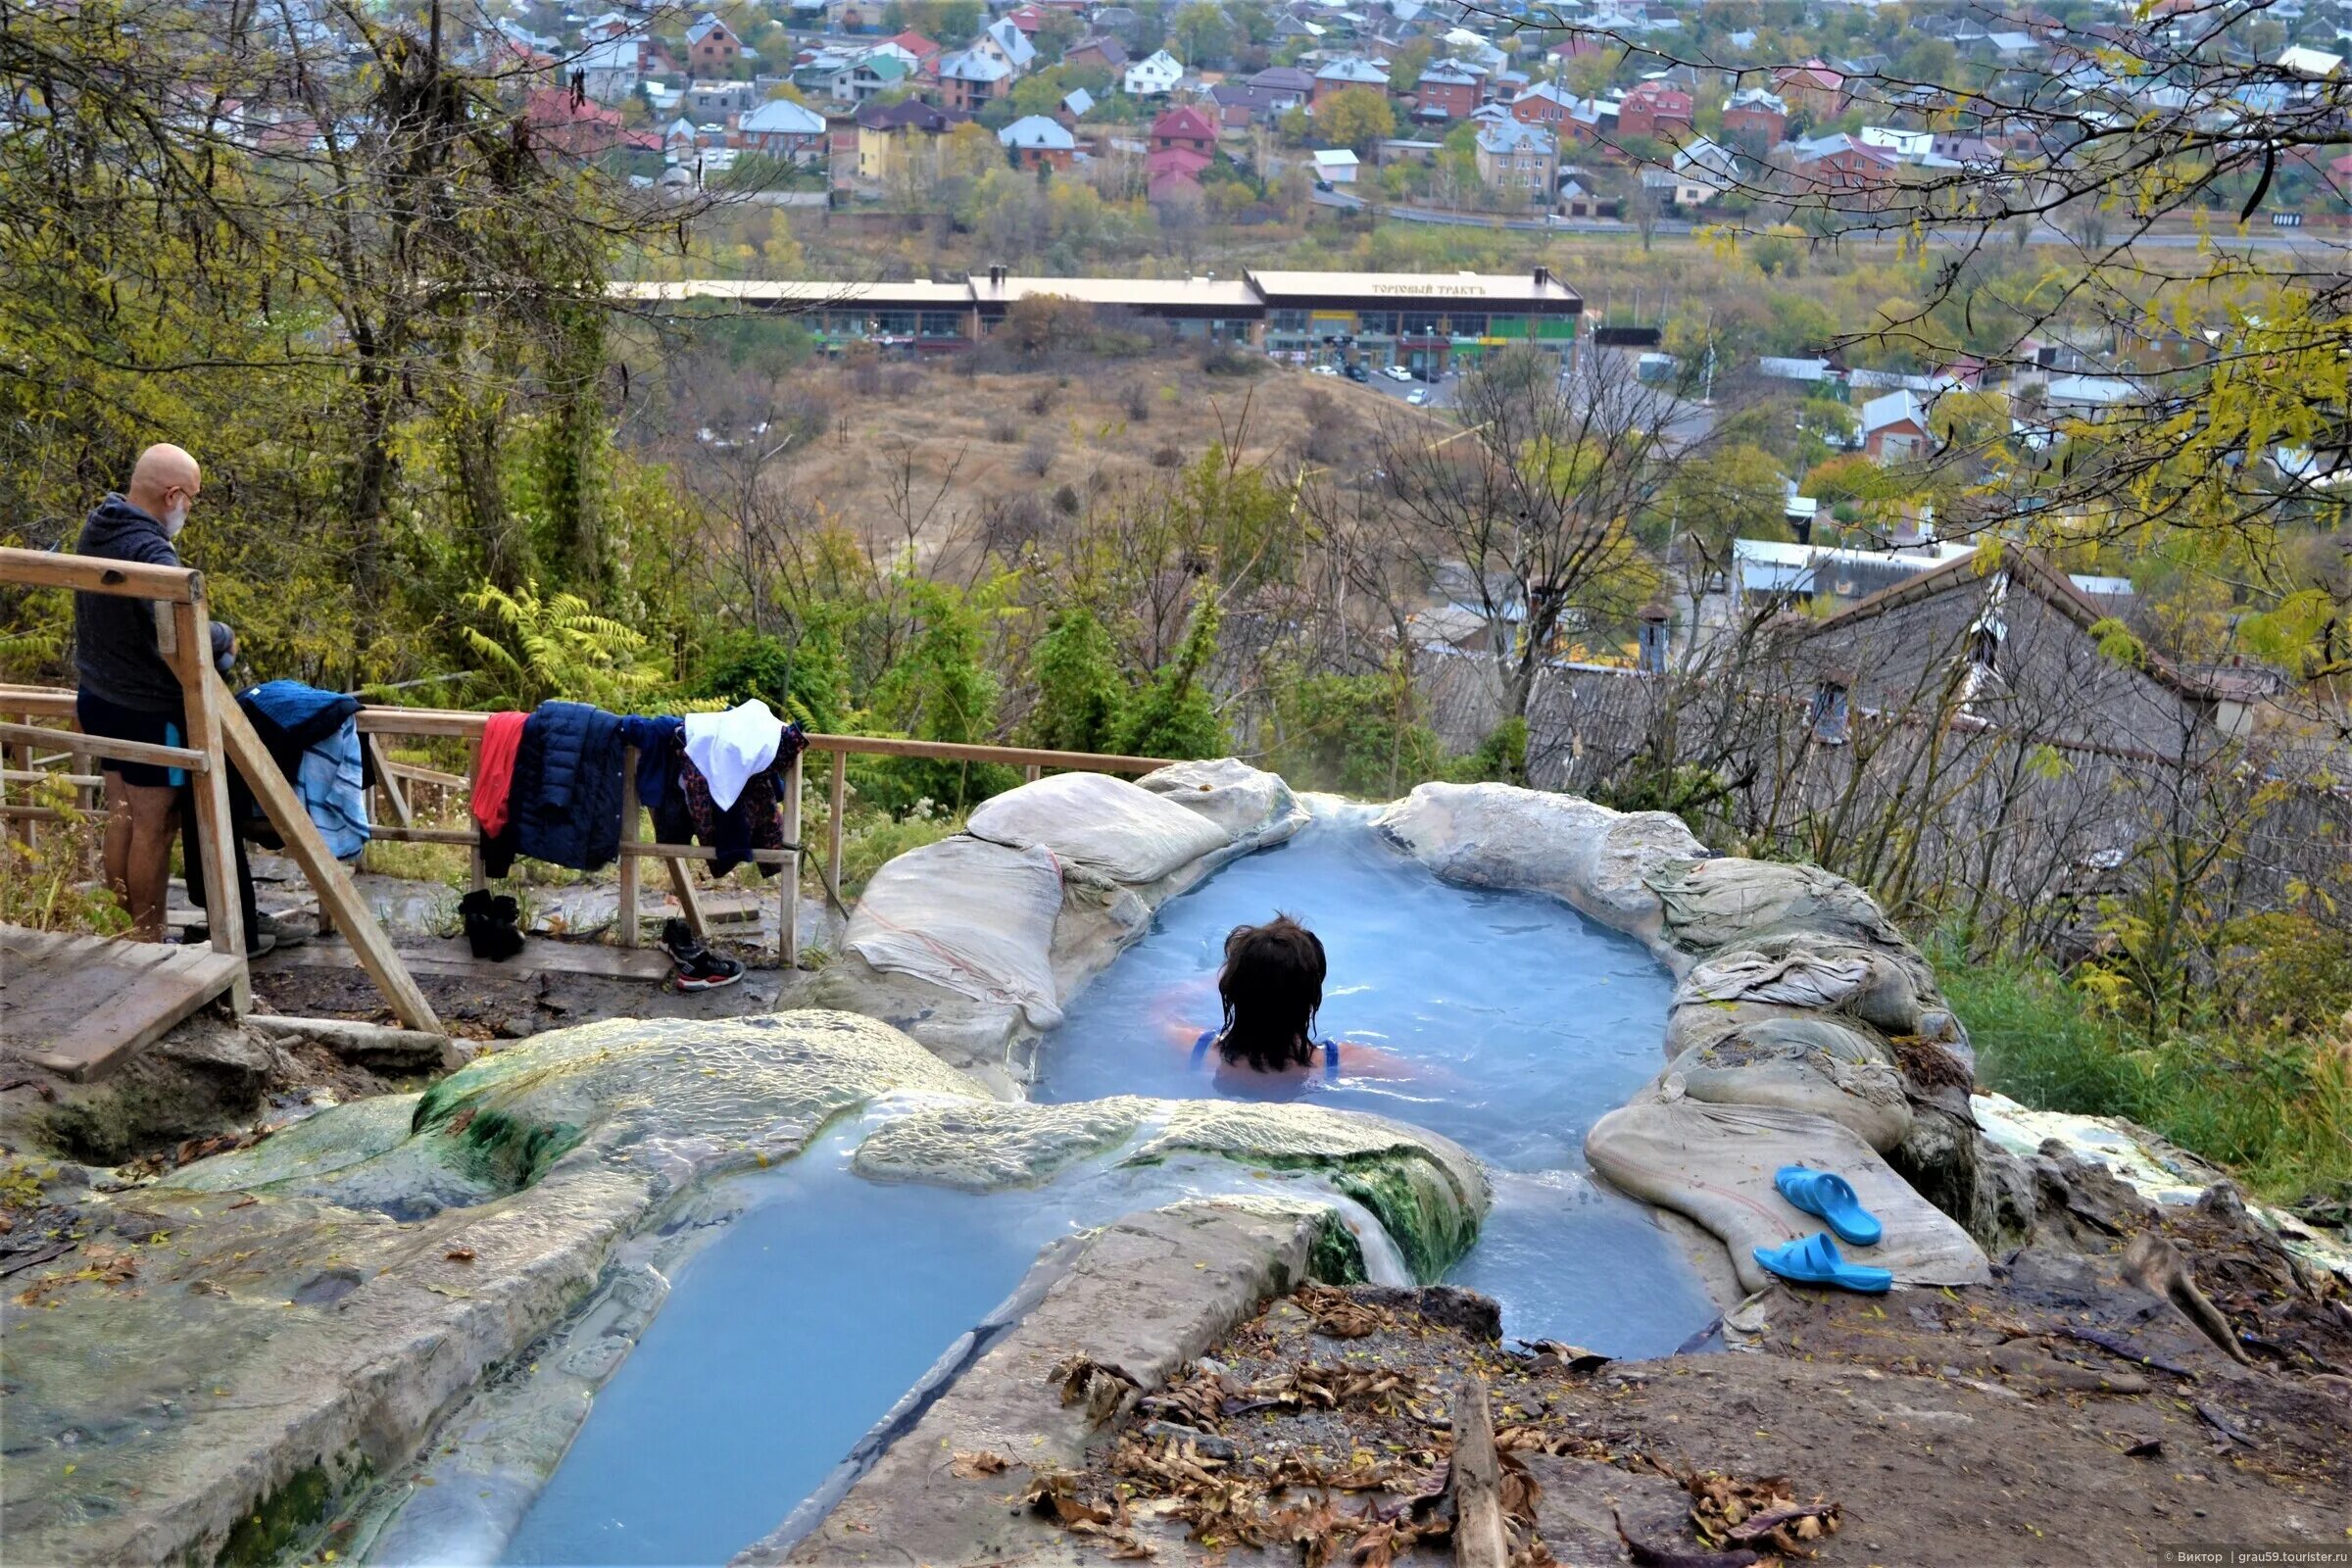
[1020,606,1129,753]
[1118,597,1225,759]
[866,580,1021,809]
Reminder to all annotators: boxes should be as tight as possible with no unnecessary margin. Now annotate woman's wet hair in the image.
[1215,914,1327,1072]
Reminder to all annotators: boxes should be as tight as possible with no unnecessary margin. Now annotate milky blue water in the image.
[1034,817,1714,1357]
[494,816,1712,1566]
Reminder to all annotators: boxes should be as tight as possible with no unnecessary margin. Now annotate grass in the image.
[1935,944,2352,1208]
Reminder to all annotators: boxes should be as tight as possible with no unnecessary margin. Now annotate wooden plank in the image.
[780,748,803,967]
[0,686,77,720]
[826,750,847,902]
[1449,1376,1509,1568]
[616,746,641,949]
[0,770,104,788]
[265,935,675,983]
[0,546,199,602]
[356,710,490,738]
[666,858,710,941]
[799,732,1176,774]
[0,721,205,772]
[2,936,242,1083]
[365,732,414,828]
[211,671,442,1035]
[173,598,246,1006]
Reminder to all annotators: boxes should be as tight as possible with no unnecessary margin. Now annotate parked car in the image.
[1344,363,1369,382]
[1313,178,1334,192]
[1406,388,1428,405]
[1382,366,1413,382]
[1310,364,1340,376]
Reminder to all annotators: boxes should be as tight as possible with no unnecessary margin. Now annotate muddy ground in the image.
[995,1162,2352,1566]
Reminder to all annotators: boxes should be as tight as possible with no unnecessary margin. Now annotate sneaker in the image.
[661,917,745,991]
[182,925,276,958]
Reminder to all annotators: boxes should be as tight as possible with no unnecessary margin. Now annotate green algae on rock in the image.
[1125,1102,1491,1281]
[851,1097,1158,1190]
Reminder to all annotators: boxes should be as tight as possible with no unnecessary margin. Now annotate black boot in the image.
[661,917,744,991]
[461,889,525,961]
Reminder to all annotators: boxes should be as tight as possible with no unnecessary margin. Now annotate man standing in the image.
[73,444,238,943]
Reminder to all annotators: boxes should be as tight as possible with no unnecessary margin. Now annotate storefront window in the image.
[1399,312,1444,337]
[1448,312,1487,337]
[1356,310,1397,335]
[1270,309,1311,332]
[918,311,965,338]
[873,311,916,335]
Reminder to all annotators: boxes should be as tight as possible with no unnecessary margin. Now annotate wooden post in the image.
[616,745,641,948]
[1024,762,1041,783]
[779,748,803,967]
[826,750,847,902]
[212,671,441,1035]
[172,598,248,1011]
[665,857,709,940]
[4,738,27,850]
[466,736,488,892]
[70,741,96,878]
[1449,1376,1508,1568]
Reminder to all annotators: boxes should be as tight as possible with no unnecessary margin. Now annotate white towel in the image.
[684,699,783,811]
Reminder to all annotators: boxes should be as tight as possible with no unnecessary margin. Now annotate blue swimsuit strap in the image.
[1195,1030,1341,1078]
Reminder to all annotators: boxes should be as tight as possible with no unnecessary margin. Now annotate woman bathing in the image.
[1161,914,1412,1092]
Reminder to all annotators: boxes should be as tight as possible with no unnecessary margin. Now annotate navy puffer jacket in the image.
[491,701,624,874]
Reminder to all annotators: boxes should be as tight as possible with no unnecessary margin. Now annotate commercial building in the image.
[615,266,1583,373]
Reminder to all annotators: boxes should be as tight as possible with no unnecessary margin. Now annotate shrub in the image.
[1020,604,1127,754]
[1151,443,1184,468]
[1021,433,1057,476]
[1121,382,1152,421]
[1026,385,1057,416]
[1052,482,1081,515]
[987,415,1020,443]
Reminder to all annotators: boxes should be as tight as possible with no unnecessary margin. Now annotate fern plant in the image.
[460,579,665,711]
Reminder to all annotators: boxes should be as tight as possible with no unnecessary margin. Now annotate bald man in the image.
[74,445,241,942]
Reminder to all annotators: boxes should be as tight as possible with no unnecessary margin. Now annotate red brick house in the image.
[1412,63,1481,121]
[1061,34,1128,74]
[1773,59,1847,122]
[1616,79,1691,141]
[1509,81,1571,128]
[684,12,741,74]
[1720,87,1787,146]
[1149,103,1217,156]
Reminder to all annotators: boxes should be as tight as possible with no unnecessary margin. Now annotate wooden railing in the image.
[3,546,1177,975]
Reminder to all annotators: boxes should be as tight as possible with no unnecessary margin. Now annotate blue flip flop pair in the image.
[1753,1165,1891,1295]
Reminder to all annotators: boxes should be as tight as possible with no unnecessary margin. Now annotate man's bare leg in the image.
[121,779,180,941]
[100,771,134,913]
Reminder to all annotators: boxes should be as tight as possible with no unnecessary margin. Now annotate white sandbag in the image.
[1137,757,1310,850]
[1679,949,1877,1012]
[1586,1088,1988,1293]
[1644,858,1907,956]
[846,835,1067,1027]
[1668,1017,1913,1152]
[1375,782,1701,937]
[966,770,1233,886]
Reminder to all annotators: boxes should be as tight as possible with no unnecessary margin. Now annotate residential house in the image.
[826,0,884,29]
[1147,144,1211,199]
[1004,3,1046,34]
[1000,114,1076,169]
[1639,165,1711,206]
[1861,389,1931,462]
[523,87,637,158]
[1474,119,1555,199]
[1149,103,1218,155]
[1123,48,1186,96]
[1558,178,1608,218]
[1412,62,1482,122]
[684,12,741,74]
[1720,86,1786,145]
[1061,35,1129,74]
[682,78,759,118]
[1773,59,1846,122]
[1311,146,1359,184]
[1059,87,1096,122]
[1781,131,1900,202]
[935,48,1012,110]
[836,52,909,103]
[1509,80,1571,128]
[575,34,649,104]
[661,115,702,161]
[1207,80,1301,127]
[1616,78,1691,140]
[739,97,829,162]
[1312,55,1391,108]
[856,96,967,179]
[880,29,942,71]
[974,17,1038,75]
[1251,65,1316,97]
[1858,125,1936,164]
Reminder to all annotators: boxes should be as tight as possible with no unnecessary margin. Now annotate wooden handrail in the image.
[0,720,206,773]
[0,546,200,603]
